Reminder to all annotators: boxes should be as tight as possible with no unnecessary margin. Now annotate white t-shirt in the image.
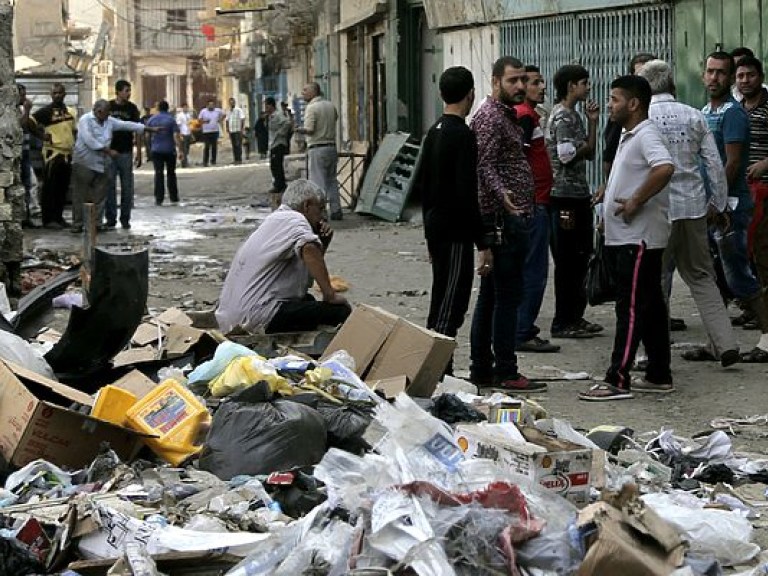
[176,110,191,136]
[227,106,245,132]
[604,119,674,249]
[215,206,320,334]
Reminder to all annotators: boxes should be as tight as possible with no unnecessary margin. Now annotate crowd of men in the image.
[14,80,332,235]
[416,47,768,401]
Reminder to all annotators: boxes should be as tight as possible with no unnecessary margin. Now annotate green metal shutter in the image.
[500,4,673,189]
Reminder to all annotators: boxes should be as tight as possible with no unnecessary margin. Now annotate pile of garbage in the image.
[1,304,768,575]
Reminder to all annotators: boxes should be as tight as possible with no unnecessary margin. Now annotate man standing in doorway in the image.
[31,83,77,229]
[580,75,674,401]
[703,51,768,363]
[297,83,341,220]
[198,99,224,167]
[265,96,291,208]
[469,56,545,393]
[226,97,245,164]
[105,80,142,230]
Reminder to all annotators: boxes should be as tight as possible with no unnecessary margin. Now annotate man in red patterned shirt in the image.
[469,56,546,393]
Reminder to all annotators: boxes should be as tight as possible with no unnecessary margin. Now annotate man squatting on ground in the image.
[215,179,351,335]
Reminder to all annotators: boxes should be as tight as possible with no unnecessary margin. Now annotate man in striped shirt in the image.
[736,55,768,362]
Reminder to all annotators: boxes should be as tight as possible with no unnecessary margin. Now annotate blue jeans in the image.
[105,153,134,226]
[712,208,761,300]
[517,204,550,343]
[470,213,529,381]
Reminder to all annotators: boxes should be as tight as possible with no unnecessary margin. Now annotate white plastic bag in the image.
[642,492,760,566]
[0,331,56,379]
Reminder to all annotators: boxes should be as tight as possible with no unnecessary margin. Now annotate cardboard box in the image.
[576,499,685,576]
[0,360,148,469]
[321,304,399,375]
[323,304,456,398]
[366,319,456,397]
[455,423,593,506]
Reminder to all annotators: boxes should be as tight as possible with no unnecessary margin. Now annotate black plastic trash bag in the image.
[585,233,616,306]
[430,393,487,425]
[199,398,327,480]
[314,402,373,454]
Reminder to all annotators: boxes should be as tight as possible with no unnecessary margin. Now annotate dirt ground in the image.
[23,144,768,457]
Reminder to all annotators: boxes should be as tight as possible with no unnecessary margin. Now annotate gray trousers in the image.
[307,145,340,214]
[71,163,109,227]
[663,215,738,355]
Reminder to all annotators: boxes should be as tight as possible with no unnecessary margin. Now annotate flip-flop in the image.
[579,383,634,402]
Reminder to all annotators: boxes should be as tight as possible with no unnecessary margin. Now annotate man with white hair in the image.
[70,99,154,234]
[637,59,740,368]
[216,179,350,334]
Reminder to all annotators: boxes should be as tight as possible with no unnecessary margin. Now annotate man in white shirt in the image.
[226,97,245,164]
[175,103,192,168]
[215,179,350,334]
[70,99,156,233]
[580,75,674,402]
[637,59,739,367]
[198,99,224,167]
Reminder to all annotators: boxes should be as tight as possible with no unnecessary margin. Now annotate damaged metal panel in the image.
[441,26,499,108]
[424,0,486,30]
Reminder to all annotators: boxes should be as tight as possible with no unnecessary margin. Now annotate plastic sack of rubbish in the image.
[516,527,582,575]
[5,459,72,494]
[319,352,383,404]
[199,398,327,480]
[187,341,257,385]
[208,355,288,397]
[373,392,465,481]
[642,492,760,566]
[315,401,373,453]
[273,518,354,576]
[314,448,396,511]
[0,331,56,380]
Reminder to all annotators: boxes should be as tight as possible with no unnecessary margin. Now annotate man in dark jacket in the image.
[413,66,491,376]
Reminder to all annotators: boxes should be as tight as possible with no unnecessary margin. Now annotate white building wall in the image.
[441,25,499,118]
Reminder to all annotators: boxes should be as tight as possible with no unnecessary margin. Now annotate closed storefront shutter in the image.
[500,4,673,189]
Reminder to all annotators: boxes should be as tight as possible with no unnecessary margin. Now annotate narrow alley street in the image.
[23,155,768,455]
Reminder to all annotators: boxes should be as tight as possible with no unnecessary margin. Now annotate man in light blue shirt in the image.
[70,100,154,233]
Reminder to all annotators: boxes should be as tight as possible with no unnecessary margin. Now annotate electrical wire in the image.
[89,0,289,40]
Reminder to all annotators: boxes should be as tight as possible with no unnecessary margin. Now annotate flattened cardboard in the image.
[110,370,157,400]
[321,304,399,375]
[131,322,161,346]
[366,319,456,397]
[156,307,194,326]
[0,360,147,469]
[112,346,158,368]
[367,375,409,399]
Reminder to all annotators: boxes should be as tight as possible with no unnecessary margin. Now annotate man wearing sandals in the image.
[581,76,674,401]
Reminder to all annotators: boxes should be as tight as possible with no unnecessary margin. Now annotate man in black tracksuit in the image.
[414,66,492,375]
